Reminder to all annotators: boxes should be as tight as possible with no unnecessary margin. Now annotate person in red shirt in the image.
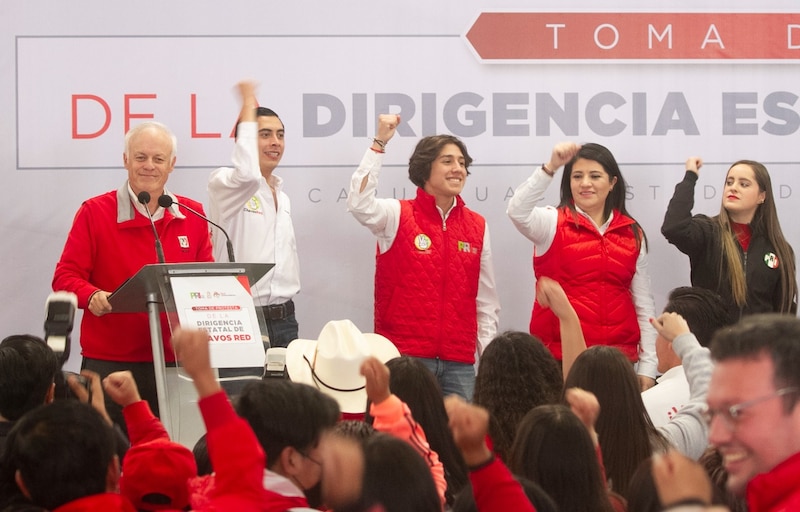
[653,314,800,511]
[52,121,213,427]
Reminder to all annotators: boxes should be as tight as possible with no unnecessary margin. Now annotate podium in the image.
[109,262,273,439]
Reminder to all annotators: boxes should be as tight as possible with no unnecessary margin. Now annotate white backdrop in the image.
[2,1,799,371]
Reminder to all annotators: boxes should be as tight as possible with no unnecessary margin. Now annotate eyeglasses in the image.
[702,387,798,431]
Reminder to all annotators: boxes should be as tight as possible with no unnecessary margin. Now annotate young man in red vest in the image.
[348,114,500,400]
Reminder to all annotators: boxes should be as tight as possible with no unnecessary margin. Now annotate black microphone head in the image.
[158,194,174,208]
[137,191,151,205]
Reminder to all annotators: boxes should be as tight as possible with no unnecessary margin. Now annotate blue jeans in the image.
[265,313,299,349]
[415,357,476,401]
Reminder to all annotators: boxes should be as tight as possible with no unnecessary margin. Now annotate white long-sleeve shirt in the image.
[207,122,300,306]
[507,166,658,378]
[347,148,500,356]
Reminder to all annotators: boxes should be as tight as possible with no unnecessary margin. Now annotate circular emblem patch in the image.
[246,196,262,211]
[414,234,432,251]
[764,252,779,269]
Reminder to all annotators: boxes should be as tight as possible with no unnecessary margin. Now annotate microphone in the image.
[158,194,236,262]
[137,191,165,263]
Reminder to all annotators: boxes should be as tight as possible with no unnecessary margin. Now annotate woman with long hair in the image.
[508,403,618,512]
[472,331,562,461]
[563,345,670,497]
[662,157,797,324]
[508,142,658,390]
[380,356,469,506]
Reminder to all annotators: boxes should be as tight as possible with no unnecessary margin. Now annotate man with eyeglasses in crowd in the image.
[651,313,800,511]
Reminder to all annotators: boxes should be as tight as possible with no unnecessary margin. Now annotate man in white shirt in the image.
[208,81,301,350]
[643,287,730,427]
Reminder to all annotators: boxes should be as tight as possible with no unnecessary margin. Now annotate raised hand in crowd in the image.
[171,327,219,398]
[649,311,691,343]
[102,370,141,408]
[651,450,729,511]
[361,355,391,406]
[536,276,585,381]
[564,387,601,447]
[444,395,492,467]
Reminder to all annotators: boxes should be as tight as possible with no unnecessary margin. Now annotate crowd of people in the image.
[0,79,798,511]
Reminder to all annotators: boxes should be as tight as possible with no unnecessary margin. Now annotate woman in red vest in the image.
[507,142,657,390]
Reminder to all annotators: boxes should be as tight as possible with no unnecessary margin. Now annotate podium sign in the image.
[108,262,272,442]
[170,274,265,368]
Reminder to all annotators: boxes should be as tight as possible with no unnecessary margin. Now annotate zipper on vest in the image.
[439,223,450,356]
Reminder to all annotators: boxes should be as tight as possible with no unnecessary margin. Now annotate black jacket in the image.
[662,171,793,324]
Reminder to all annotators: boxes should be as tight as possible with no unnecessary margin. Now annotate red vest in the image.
[374,188,485,364]
[531,207,641,361]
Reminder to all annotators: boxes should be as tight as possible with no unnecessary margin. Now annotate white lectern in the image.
[109,262,272,440]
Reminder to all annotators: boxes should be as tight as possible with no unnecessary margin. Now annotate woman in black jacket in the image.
[662,157,797,324]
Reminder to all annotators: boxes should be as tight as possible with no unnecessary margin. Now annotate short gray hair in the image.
[124,121,177,160]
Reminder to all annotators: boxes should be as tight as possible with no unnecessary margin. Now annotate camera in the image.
[43,291,90,400]
[54,371,92,401]
[44,291,78,360]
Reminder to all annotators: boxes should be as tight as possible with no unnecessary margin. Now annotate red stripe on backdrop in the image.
[465,13,800,60]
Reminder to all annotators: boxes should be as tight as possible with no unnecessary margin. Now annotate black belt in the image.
[261,300,295,321]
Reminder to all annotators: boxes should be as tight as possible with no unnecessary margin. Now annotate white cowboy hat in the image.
[286,319,400,414]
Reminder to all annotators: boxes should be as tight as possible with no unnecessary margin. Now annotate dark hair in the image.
[3,401,116,509]
[710,313,800,412]
[563,346,668,496]
[559,142,646,249]
[473,331,562,460]
[625,451,749,512]
[355,433,440,512]
[508,404,615,512]
[381,357,468,506]
[333,420,376,444]
[408,135,472,188]
[0,335,58,421]
[191,434,213,476]
[717,160,797,312]
[234,380,340,469]
[663,287,732,347]
[257,106,281,120]
[234,106,284,139]
[625,457,660,512]
[452,475,559,512]
[699,448,748,512]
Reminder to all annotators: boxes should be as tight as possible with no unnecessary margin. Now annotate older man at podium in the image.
[52,121,213,428]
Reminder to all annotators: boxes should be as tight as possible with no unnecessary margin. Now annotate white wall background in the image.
[2,1,799,371]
